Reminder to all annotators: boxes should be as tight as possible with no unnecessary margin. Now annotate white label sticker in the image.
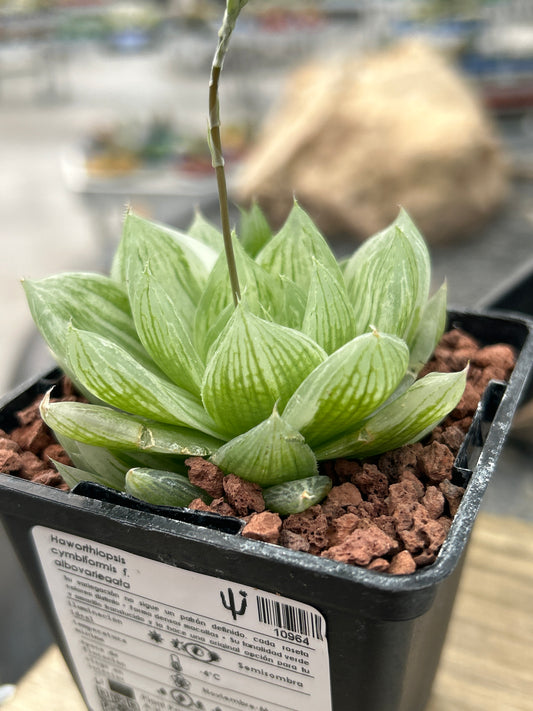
[32,526,331,711]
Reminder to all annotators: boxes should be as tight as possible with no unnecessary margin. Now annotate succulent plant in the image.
[23,0,466,515]
[25,203,466,514]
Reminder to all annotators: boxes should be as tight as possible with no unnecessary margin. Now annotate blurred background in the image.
[2,0,533,393]
[1,0,533,687]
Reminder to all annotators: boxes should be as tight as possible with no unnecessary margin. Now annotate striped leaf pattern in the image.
[211,408,318,485]
[26,204,466,510]
[193,236,284,360]
[283,331,409,446]
[40,393,223,455]
[202,306,326,437]
[128,265,204,395]
[314,369,467,460]
[343,208,430,343]
[257,201,343,291]
[301,259,356,354]
[23,273,156,374]
[64,327,223,436]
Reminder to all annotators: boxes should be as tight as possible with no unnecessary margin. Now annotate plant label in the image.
[32,526,332,711]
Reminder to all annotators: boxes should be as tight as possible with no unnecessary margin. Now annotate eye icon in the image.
[170,689,195,706]
[183,642,220,663]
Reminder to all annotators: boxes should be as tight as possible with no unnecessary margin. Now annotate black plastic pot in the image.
[1,310,532,711]
[477,258,533,404]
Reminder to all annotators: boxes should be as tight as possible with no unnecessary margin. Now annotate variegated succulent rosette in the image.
[24,203,466,515]
[23,0,466,515]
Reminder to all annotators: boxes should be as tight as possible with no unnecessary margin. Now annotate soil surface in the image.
[0,329,516,574]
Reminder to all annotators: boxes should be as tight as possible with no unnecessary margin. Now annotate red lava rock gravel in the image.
[0,329,517,574]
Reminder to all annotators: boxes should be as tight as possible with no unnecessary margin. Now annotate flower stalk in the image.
[208,0,250,306]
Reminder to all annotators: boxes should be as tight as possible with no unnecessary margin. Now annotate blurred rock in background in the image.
[236,40,510,245]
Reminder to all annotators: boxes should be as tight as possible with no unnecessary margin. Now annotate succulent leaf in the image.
[54,433,128,490]
[52,459,114,491]
[21,0,468,514]
[40,392,224,455]
[211,408,317,485]
[125,468,210,507]
[239,202,273,257]
[301,259,356,354]
[22,273,159,375]
[275,275,307,330]
[193,236,283,359]
[314,368,467,460]
[63,327,223,436]
[202,306,327,437]
[408,281,448,376]
[128,264,204,395]
[55,432,190,483]
[263,475,333,515]
[343,208,430,342]
[188,210,224,252]
[283,331,409,446]
[118,212,214,311]
[257,201,343,291]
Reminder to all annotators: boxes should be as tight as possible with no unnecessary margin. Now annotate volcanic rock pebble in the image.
[417,441,455,484]
[322,525,398,566]
[242,511,282,544]
[185,456,225,499]
[388,550,417,575]
[282,506,330,554]
[222,473,265,516]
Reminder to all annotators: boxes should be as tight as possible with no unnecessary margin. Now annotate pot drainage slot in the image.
[454,380,507,486]
[71,482,245,535]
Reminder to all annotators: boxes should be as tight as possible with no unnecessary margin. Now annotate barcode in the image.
[256,596,324,640]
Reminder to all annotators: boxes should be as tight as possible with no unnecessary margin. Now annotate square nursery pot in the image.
[477,259,533,436]
[1,309,532,711]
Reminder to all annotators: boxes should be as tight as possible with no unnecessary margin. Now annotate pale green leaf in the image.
[343,208,430,342]
[111,212,217,285]
[202,306,327,437]
[193,236,290,360]
[239,202,273,257]
[283,331,409,446]
[63,327,224,436]
[338,256,349,273]
[314,368,467,460]
[379,283,448,405]
[54,433,128,490]
[40,392,224,455]
[408,281,448,376]
[117,450,190,475]
[301,259,356,354]
[203,303,235,364]
[128,265,204,395]
[54,432,190,486]
[119,212,213,316]
[125,468,210,507]
[188,210,224,252]
[162,220,219,273]
[263,475,332,514]
[52,460,115,490]
[22,273,159,375]
[275,275,307,330]
[211,408,317,485]
[256,201,343,291]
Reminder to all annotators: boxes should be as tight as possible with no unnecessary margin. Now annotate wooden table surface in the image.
[4,513,532,711]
